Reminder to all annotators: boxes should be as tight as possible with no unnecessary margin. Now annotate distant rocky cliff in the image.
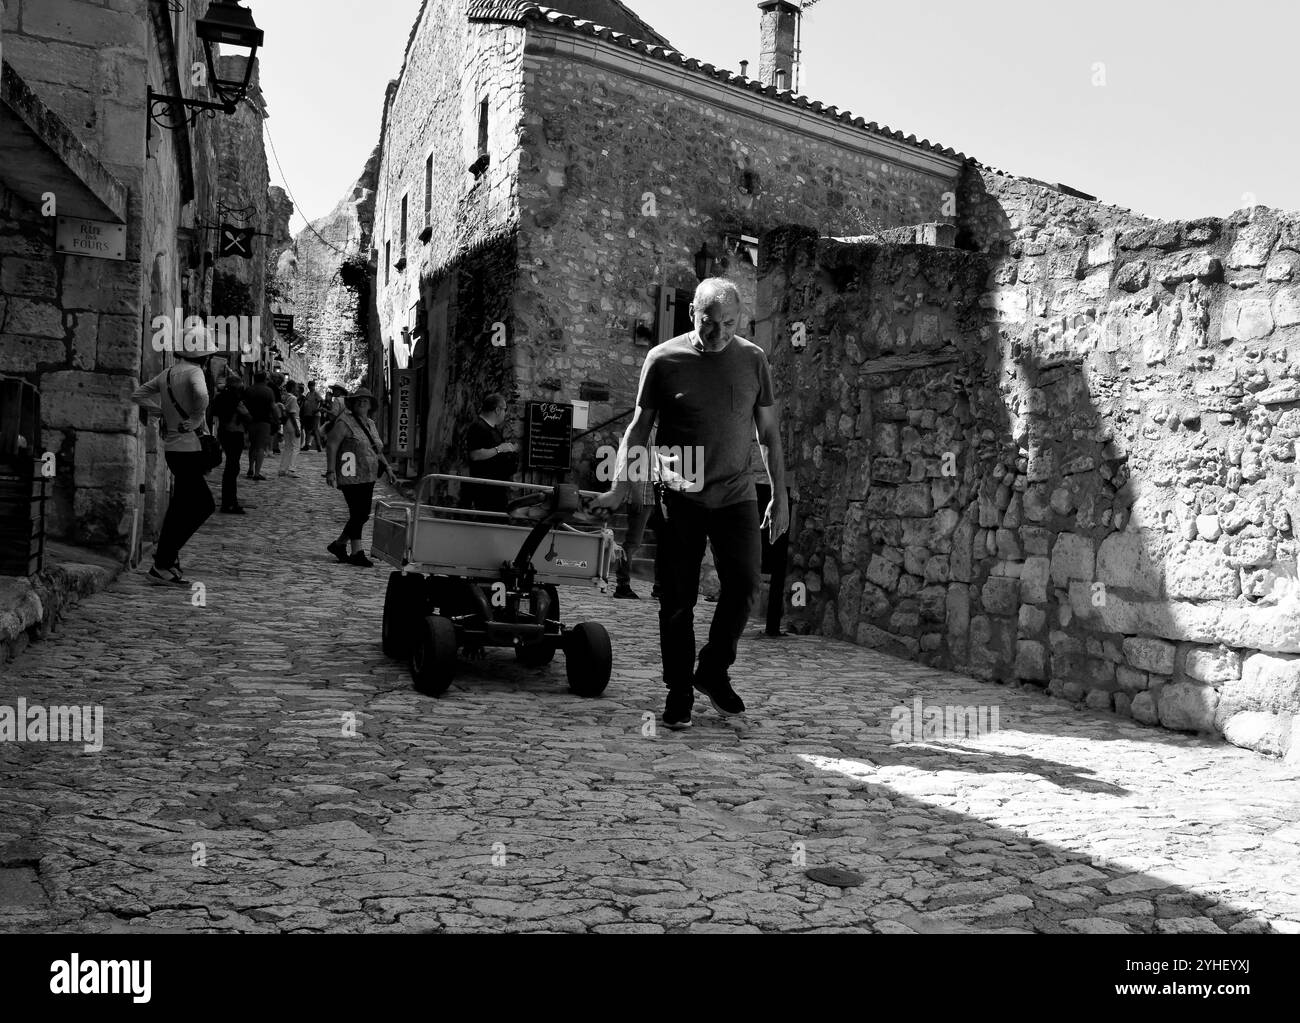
[277,144,380,389]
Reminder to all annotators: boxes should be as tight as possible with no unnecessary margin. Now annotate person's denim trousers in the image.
[656,493,761,690]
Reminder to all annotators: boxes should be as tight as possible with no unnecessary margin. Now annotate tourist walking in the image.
[324,388,396,567]
[300,381,323,451]
[130,340,218,584]
[279,380,301,477]
[243,371,277,481]
[593,278,788,730]
[210,375,251,514]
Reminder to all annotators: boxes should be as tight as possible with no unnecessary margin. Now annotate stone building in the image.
[368,0,965,479]
[0,0,277,563]
[764,168,1300,758]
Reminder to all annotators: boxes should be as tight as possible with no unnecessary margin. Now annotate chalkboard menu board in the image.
[525,401,573,471]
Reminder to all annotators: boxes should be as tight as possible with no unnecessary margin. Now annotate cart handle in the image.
[414,474,606,511]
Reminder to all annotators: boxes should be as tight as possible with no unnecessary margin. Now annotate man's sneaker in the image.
[663,688,693,730]
[694,673,746,717]
[327,540,349,563]
[220,505,247,515]
[613,585,639,599]
[147,564,187,586]
[347,550,375,567]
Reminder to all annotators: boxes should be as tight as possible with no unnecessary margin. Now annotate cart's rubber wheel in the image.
[411,615,458,697]
[564,621,612,697]
[515,641,556,668]
[382,572,424,660]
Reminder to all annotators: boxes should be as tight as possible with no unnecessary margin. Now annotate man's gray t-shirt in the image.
[636,332,774,509]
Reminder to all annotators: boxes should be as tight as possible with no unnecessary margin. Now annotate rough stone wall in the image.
[373,3,526,473]
[0,0,148,182]
[516,38,960,482]
[767,179,1300,758]
[214,55,273,369]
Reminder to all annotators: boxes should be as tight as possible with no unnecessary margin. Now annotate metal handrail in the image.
[572,407,633,442]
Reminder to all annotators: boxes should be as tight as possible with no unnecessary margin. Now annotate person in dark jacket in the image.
[210,375,252,514]
[463,393,517,514]
[243,372,278,481]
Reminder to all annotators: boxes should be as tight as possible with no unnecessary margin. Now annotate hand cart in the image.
[371,475,617,698]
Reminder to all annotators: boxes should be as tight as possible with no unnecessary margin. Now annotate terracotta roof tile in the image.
[470,2,968,162]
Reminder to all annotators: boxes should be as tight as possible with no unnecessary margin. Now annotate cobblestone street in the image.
[0,452,1298,934]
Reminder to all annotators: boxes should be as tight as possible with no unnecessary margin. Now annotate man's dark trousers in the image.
[219,431,243,508]
[656,492,761,690]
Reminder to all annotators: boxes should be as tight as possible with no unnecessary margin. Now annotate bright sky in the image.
[257,0,1300,232]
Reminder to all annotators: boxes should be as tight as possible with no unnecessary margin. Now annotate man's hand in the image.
[591,485,626,517]
[762,490,790,543]
[499,442,517,454]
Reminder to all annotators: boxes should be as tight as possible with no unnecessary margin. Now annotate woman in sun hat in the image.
[324,387,396,567]
[129,323,218,584]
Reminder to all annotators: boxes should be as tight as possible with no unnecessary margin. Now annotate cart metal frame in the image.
[371,475,617,697]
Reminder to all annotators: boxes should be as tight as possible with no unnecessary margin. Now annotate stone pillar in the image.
[758,0,800,90]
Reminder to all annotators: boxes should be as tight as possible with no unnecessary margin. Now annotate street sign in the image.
[218,224,255,258]
[391,370,414,457]
[272,313,294,334]
[55,217,126,261]
[525,401,573,472]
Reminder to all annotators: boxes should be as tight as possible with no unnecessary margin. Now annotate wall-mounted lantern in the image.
[147,1,264,137]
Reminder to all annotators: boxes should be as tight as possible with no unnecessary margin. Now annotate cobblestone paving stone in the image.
[2,450,1299,934]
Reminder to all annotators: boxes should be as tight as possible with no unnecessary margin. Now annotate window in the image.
[470,97,491,177]
[424,155,433,228]
[385,240,391,285]
[654,286,694,343]
[400,195,408,252]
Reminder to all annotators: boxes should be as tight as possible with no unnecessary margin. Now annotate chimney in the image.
[758,0,799,90]
[739,60,749,78]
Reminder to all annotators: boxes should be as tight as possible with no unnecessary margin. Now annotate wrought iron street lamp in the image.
[147,0,264,135]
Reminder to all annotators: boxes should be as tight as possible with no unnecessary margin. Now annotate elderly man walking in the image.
[595,278,788,730]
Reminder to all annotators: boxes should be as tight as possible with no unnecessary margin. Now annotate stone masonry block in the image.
[1123,637,1176,675]
[96,314,140,373]
[1166,556,1240,601]
[40,370,137,432]
[1096,531,1161,597]
[982,577,1020,616]
[1020,556,1051,605]
[24,0,143,48]
[0,257,58,297]
[5,297,64,339]
[1050,533,1095,588]
[0,334,64,372]
[1158,681,1219,734]
[865,555,900,591]
[72,431,136,489]
[1016,640,1047,681]
[1183,645,1243,684]
[1217,653,1300,723]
